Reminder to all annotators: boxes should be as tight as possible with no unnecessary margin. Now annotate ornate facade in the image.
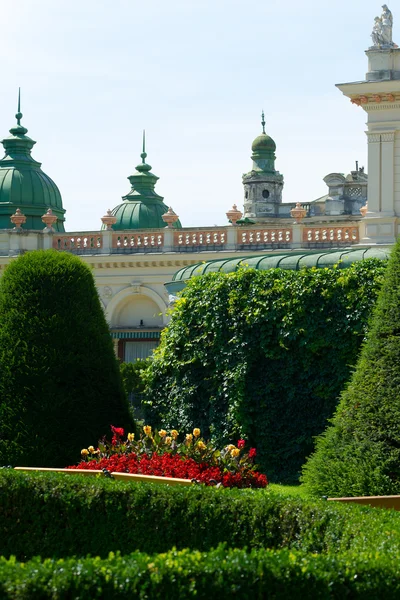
[0,8,398,361]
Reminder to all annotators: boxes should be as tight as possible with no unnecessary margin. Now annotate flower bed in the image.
[68,425,267,489]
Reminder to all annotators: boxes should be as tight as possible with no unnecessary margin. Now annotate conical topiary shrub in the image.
[302,237,400,497]
[0,250,134,468]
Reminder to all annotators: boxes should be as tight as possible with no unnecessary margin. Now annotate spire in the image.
[136,129,152,173]
[141,129,147,163]
[9,88,28,137]
[261,110,266,134]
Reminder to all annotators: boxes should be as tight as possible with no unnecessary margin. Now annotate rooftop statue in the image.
[371,5,395,48]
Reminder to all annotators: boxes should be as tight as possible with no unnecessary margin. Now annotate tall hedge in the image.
[144,260,386,483]
[0,250,134,468]
[302,238,400,497]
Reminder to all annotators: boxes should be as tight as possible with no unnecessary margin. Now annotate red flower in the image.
[237,439,246,449]
[110,425,125,438]
[248,448,257,459]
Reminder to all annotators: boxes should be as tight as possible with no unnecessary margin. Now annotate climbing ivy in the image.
[144,259,386,483]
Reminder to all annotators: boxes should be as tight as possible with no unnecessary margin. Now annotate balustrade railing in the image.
[238,228,292,245]
[112,233,164,250]
[174,231,226,247]
[53,234,102,251]
[50,223,361,255]
[303,226,359,244]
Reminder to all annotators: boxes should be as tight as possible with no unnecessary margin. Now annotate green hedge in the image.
[302,237,400,497]
[1,547,400,599]
[2,471,400,561]
[143,260,386,483]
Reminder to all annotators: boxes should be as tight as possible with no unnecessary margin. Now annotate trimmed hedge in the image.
[2,471,400,561]
[143,260,386,483]
[0,250,134,468]
[1,547,400,599]
[302,237,400,497]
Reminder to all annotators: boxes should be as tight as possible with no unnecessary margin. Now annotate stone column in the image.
[102,230,113,254]
[291,223,304,249]
[163,228,174,252]
[367,132,381,214]
[226,226,237,250]
[381,131,395,215]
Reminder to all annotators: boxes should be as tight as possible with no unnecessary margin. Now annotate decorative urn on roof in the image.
[101,209,117,230]
[226,204,243,225]
[162,207,179,228]
[10,208,26,229]
[290,202,307,224]
[41,208,58,230]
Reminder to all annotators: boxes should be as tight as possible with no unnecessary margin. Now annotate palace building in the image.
[0,14,399,362]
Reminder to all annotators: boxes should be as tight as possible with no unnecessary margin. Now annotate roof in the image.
[0,95,65,231]
[166,247,390,295]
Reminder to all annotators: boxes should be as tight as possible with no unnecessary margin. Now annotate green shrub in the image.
[0,250,134,468]
[120,359,149,418]
[143,260,386,483]
[2,470,400,561]
[1,547,400,599]
[302,238,400,497]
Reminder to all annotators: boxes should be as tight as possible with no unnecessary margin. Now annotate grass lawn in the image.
[268,483,312,498]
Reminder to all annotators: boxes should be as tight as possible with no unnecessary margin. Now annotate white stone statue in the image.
[371,5,394,47]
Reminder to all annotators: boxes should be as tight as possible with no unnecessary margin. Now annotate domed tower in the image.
[242,112,284,220]
[108,132,182,230]
[0,92,65,231]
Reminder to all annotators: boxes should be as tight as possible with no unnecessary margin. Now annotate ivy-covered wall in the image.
[144,260,386,483]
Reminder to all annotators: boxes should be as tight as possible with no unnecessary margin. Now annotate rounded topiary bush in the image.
[0,250,134,468]
[302,237,400,497]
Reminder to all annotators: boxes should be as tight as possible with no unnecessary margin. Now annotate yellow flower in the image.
[81,449,89,457]
[165,436,172,445]
[127,433,135,442]
[193,428,201,438]
[171,430,179,439]
[88,446,95,454]
[226,444,236,451]
[143,425,152,436]
[230,448,240,458]
[186,433,193,443]
[159,429,167,438]
[197,440,206,451]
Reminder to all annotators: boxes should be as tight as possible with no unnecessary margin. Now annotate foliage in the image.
[143,259,386,482]
[2,547,400,599]
[119,360,148,417]
[302,239,400,497]
[69,425,266,488]
[0,250,134,468]
[2,470,400,561]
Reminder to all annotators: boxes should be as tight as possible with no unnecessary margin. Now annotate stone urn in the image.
[226,204,243,226]
[101,209,117,230]
[162,207,179,228]
[41,208,58,230]
[10,208,26,230]
[290,202,307,224]
[359,202,368,218]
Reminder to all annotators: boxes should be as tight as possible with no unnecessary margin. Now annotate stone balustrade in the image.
[0,221,364,257]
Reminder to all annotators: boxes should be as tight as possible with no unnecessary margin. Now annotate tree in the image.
[0,250,134,467]
[302,238,400,497]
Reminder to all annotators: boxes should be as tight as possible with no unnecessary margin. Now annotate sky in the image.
[0,0,389,232]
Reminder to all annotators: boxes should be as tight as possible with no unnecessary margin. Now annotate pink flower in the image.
[111,425,125,438]
[248,448,257,459]
[237,439,246,449]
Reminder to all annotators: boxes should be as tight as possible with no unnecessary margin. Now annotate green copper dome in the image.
[251,133,276,153]
[0,92,65,231]
[108,132,182,231]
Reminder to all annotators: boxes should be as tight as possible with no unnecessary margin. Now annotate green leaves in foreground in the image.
[1,547,400,599]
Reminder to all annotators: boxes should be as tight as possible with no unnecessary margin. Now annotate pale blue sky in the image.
[0,0,388,231]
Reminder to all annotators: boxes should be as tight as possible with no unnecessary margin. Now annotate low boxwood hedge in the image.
[1,546,400,599]
[1,471,400,561]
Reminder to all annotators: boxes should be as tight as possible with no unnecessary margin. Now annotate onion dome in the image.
[249,111,277,174]
[0,90,65,231]
[108,131,182,231]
